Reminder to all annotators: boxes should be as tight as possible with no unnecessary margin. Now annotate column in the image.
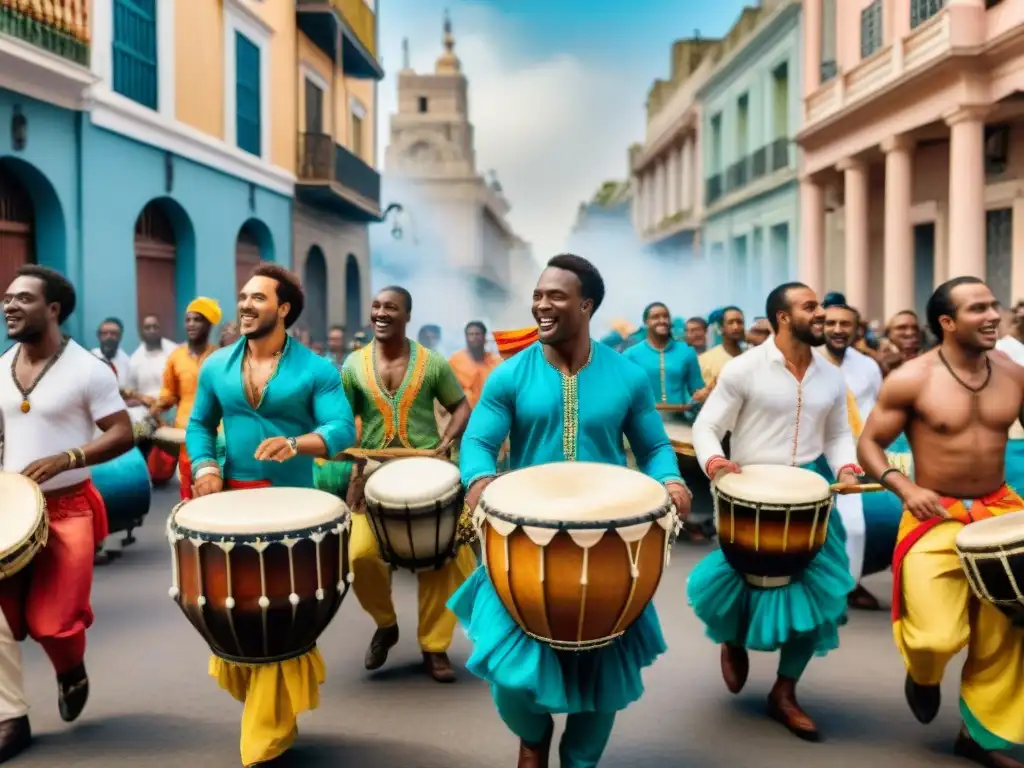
[644,172,655,231]
[799,178,825,294]
[655,158,668,224]
[679,138,692,212]
[882,135,915,319]
[667,150,680,216]
[632,175,644,233]
[803,0,822,96]
[838,157,870,311]
[692,135,704,216]
[945,106,989,279]
[1013,198,1024,303]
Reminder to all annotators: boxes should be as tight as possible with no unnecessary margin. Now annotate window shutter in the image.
[113,0,158,110]
[236,33,262,156]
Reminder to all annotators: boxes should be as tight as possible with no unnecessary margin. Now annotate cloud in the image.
[377,4,642,259]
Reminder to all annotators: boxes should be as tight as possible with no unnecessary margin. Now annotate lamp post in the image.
[381,203,415,241]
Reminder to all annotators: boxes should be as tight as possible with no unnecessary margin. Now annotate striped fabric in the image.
[493,327,538,360]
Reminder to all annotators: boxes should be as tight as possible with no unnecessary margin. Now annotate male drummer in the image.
[452,254,690,767]
[342,285,475,683]
[185,264,356,767]
[0,265,134,760]
[858,277,1024,767]
[622,302,707,415]
[690,281,858,741]
[698,306,745,386]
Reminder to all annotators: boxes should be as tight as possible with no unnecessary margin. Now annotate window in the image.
[911,0,945,29]
[861,0,883,59]
[820,0,837,83]
[772,63,789,139]
[736,94,749,155]
[304,78,324,134]
[418,96,428,113]
[351,98,367,160]
[112,0,158,109]
[235,32,261,156]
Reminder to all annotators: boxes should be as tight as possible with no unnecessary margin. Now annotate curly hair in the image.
[15,265,77,324]
[251,264,305,329]
[546,253,605,314]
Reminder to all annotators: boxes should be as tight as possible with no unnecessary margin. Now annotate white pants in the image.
[0,611,28,720]
[835,493,866,584]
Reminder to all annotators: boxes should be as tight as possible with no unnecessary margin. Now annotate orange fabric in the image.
[448,349,501,407]
[226,478,272,491]
[178,455,193,501]
[0,481,104,673]
[890,484,1022,622]
[493,327,538,360]
[158,345,215,466]
[146,446,178,484]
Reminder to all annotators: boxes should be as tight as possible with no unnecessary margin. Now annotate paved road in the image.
[10,485,1013,767]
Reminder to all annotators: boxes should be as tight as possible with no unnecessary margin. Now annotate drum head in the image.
[364,457,461,506]
[0,473,43,546]
[663,422,693,446]
[482,462,668,528]
[153,427,186,444]
[956,511,1024,550]
[173,488,347,535]
[715,464,831,504]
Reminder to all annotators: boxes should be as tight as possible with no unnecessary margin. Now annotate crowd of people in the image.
[1,255,1023,768]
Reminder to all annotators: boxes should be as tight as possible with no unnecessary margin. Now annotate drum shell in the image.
[957,540,1024,624]
[0,483,48,581]
[171,517,350,664]
[481,519,668,650]
[364,488,463,572]
[92,447,152,536]
[715,489,833,583]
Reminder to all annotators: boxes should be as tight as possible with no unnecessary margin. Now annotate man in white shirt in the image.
[126,314,179,485]
[689,282,858,742]
[0,265,133,761]
[91,317,131,389]
[995,300,1024,365]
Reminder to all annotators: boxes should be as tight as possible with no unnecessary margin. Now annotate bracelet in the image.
[838,463,863,477]
[195,466,222,480]
[880,467,904,487]
[704,455,728,477]
[73,448,86,467]
[65,450,78,469]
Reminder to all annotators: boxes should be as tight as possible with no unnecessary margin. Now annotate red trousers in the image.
[179,455,193,501]
[146,446,178,485]
[0,481,102,675]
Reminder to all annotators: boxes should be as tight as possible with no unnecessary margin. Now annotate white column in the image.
[632,176,644,233]
[882,135,916,319]
[838,157,870,312]
[945,106,989,279]
[644,172,656,231]
[654,159,667,226]
[680,137,692,212]
[667,150,680,216]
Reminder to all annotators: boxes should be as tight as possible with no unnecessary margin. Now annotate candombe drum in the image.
[955,511,1024,626]
[713,465,833,587]
[0,472,49,579]
[362,457,463,572]
[167,487,351,664]
[475,462,677,650]
[91,447,152,545]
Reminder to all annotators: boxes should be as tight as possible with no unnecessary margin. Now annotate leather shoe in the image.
[720,644,749,694]
[517,719,553,768]
[954,731,1024,767]
[58,663,89,723]
[904,674,941,724]
[768,679,820,742]
[364,625,399,671]
[423,652,456,683]
[0,716,31,763]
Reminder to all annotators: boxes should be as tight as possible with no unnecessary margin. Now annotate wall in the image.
[78,121,292,349]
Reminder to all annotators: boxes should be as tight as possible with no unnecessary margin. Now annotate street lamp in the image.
[382,203,405,240]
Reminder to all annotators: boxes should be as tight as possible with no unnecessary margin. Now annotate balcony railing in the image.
[298,132,381,220]
[751,146,767,181]
[770,138,790,172]
[296,0,381,79]
[726,160,748,194]
[820,59,838,83]
[706,174,722,206]
[704,140,793,208]
[0,0,90,66]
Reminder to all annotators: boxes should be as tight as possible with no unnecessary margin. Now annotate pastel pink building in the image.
[797,0,1023,323]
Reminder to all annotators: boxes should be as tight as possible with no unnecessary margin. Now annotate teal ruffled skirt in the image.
[686,459,855,656]
[448,567,667,714]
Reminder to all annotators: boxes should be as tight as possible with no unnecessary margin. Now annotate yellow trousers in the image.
[894,521,1024,749]
[349,512,476,652]
[210,648,326,766]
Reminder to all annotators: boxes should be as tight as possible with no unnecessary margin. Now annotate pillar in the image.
[945,105,989,280]
[632,175,644,234]
[799,177,825,294]
[882,135,915,319]
[1012,198,1024,303]
[680,138,692,212]
[838,157,870,312]
[803,0,822,97]
[667,149,680,216]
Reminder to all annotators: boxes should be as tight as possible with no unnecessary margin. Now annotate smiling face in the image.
[941,283,1002,352]
[779,286,825,346]
[684,320,706,350]
[824,306,857,355]
[644,304,671,341]
[888,312,921,355]
[238,275,287,339]
[370,289,409,343]
[722,309,745,343]
[3,275,55,343]
[532,267,589,345]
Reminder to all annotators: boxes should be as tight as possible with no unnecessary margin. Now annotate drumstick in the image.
[656,403,691,413]
[829,482,885,495]
[336,447,438,461]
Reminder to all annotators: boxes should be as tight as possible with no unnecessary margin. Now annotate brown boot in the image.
[364,625,399,671]
[423,652,456,683]
[720,644,749,694]
[517,720,553,768]
[767,677,820,742]
[0,716,31,762]
[954,729,1024,767]
[57,663,89,723]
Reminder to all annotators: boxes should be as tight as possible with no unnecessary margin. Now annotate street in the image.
[10,484,1007,767]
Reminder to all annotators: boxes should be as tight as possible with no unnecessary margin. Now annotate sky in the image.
[374,0,756,259]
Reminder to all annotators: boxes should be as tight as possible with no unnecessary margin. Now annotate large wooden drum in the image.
[476,462,677,651]
[662,421,713,519]
[167,487,351,664]
[0,472,48,580]
[714,465,833,588]
[956,511,1024,625]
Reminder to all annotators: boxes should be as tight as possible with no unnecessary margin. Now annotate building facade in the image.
[699,0,802,317]
[798,0,1024,322]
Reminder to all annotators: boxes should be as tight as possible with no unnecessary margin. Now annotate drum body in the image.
[662,421,713,521]
[0,473,48,580]
[477,462,677,651]
[92,447,152,536]
[714,465,833,587]
[168,487,351,664]
[363,457,462,572]
[955,511,1024,624]
[862,488,903,576]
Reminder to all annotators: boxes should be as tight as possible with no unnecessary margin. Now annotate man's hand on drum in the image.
[901,483,948,522]
[193,474,223,497]
[434,438,454,457]
[708,456,741,482]
[254,436,298,462]
[465,476,497,516]
[22,452,73,485]
[665,481,692,519]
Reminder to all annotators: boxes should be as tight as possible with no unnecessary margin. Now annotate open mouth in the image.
[373,318,392,331]
[538,317,557,332]
[979,325,998,338]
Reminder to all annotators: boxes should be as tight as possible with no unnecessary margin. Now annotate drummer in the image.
[698,305,745,386]
[452,254,690,767]
[0,265,134,760]
[858,277,1024,767]
[342,286,476,684]
[690,281,858,741]
[185,265,356,767]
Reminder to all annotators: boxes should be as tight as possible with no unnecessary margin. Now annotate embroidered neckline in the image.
[549,343,594,461]
[360,340,429,448]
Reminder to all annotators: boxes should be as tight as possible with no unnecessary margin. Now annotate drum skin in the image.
[170,515,350,664]
[91,447,152,536]
[481,521,668,649]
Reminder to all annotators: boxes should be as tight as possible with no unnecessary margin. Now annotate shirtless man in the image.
[858,276,1024,768]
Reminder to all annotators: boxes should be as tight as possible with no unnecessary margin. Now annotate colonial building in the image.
[798,0,1023,322]
[382,16,530,327]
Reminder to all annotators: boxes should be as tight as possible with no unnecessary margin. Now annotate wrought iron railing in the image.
[770,138,790,172]
[298,132,380,206]
[0,0,90,65]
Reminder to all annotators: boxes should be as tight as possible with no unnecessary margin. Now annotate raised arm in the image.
[460,366,514,489]
[692,362,744,473]
[185,364,223,474]
[857,366,919,488]
[623,370,683,485]
[823,382,858,476]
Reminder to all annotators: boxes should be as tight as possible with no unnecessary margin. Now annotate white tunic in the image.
[822,346,883,418]
[693,339,857,474]
[127,339,176,399]
[996,335,1024,367]
[0,340,127,491]
[90,347,131,388]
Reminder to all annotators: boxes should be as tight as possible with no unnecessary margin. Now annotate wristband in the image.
[195,466,222,480]
[705,456,729,478]
[879,467,904,487]
[65,450,78,469]
[838,463,863,477]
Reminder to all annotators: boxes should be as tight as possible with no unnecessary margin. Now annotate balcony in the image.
[297,132,382,221]
[297,0,382,80]
[770,138,790,172]
[706,174,723,206]
[726,159,748,194]
[704,140,794,211]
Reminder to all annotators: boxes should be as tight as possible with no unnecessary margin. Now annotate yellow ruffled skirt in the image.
[209,647,326,766]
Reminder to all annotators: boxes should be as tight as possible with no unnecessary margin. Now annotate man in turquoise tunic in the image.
[185,264,357,767]
[450,254,691,768]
